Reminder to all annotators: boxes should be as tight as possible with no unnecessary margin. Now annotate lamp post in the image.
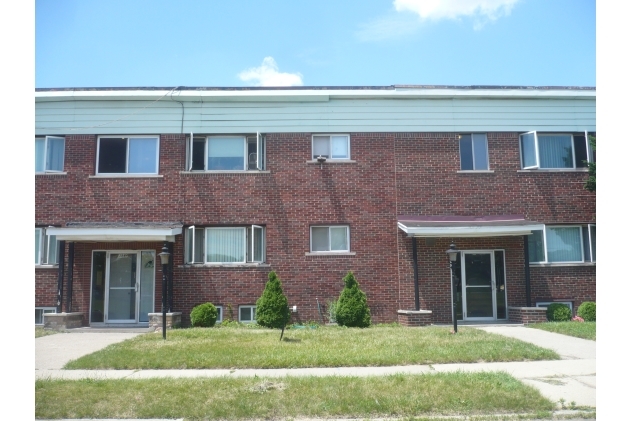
[446,243,459,333]
[158,243,170,340]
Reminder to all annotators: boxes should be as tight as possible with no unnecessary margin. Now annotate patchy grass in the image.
[527,322,596,341]
[35,327,58,338]
[65,325,559,369]
[35,372,556,420]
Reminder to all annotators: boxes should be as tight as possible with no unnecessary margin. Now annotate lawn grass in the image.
[35,372,556,420]
[527,321,596,341]
[35,327,58,338]
[64,325,559,369]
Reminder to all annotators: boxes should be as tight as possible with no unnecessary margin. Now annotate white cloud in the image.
[238,57,303,87]
[394,0,518,27]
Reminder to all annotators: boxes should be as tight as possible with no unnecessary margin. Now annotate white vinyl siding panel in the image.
[36,98,596,135]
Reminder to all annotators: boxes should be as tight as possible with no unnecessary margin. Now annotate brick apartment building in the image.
[35,85,596,328]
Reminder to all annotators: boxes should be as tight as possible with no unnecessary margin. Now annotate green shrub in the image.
[255,271,290,329]
[577,301,596,322]
[546,303,572,322]
[335,271,371,328]
[190,303,218,327]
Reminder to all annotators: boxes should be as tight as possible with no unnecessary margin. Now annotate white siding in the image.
[35,96,596,135]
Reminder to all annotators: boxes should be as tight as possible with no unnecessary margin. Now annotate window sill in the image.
[306,160,356,164]
[457,170,494,174]
[529,262,595,267]
[180,263,271,268]
[518,168,589,173]
[180,170,270,175]
[36,172,67,177]
[35,264,59,269]
[89,174,163,178]
[305,252,356,257]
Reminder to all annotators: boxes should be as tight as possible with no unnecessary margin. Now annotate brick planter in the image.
[44,312,84,330]
[148,312,182,330]
[397,309,433,327]
[508,307,547,324]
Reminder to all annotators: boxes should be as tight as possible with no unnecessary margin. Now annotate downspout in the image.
[168,242,174,312]
[66,243,75,312]
[56,241,66,313]
[523,235,532,307]
[412,237,420,310]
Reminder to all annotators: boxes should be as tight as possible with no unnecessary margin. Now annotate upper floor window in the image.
[520,132,594,170]
[35,227,58,265]
[528,224,595,263]
[96,136,159,175]
[312,135,350,160]
[35,136,65,173]
[185,225,265,264]
[310,225,350,252]
[459,134,489,170]
[187,134,265,171]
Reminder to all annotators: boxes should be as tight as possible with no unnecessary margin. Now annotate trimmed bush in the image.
[190,303,218,327]
[577,301,596,322]
[255,271,290,329]
[335,271,371,328]
[546,303,572,322]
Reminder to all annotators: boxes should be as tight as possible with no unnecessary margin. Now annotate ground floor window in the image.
[528,225,595,263]
[35,227,59,265]
[185,225,265,264]
[239,305,256,323]
[35,307,56,325]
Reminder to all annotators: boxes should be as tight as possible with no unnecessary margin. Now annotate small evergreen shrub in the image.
[335,271,371,328]
[190,303,218,327]
[546,303,572,322]
[577,301,596,322]
[255,271,290,329]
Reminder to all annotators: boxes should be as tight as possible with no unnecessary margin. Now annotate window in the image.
[310,226,350,252]
[239,305,256,323]
[528,225,596,263]
[96,136,159,174]
[35,307,56,325]
[187,134,265,171]
[35,227,59,265]
[312,135,350,160]
[215,306,223,323]
[459,134,489,170]
[520,132,594,169]
[536,301,573,313]
[185,225,265,264]
[35,136,65,173]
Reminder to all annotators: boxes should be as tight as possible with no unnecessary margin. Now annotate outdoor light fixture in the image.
[158,243,170,340]
[446,243,459,333]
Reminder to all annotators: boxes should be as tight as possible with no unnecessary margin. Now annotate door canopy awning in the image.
[398,215,544,238]
[46,222,183,242]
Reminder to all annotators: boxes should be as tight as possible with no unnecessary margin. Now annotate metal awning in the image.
[397,215,544,238]
[46,222,183,242]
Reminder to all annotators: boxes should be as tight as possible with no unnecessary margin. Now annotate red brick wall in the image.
[35,131,596,325]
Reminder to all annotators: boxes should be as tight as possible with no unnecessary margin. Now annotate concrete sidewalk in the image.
[35,325,596,409]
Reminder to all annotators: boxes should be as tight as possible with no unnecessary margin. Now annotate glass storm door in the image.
[461,252,496,320]
[106,252,139,323]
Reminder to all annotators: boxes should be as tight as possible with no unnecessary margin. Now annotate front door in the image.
[91,250,155,324]
[461,252,496,320]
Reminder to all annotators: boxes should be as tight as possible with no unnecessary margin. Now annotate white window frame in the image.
[528,225,595,264]
[35,227,59,266]
[215,305,223,323]
[312,134,350,160]
[35,136,65,173]
[96,135,160,175]
[310,225,350,252]
[536,301,573,313]
[185,225,265,264]
[187,133,265,171]
[238,305,256,323]
[36,307,56,325]
[519,131,593,170]
[459,133,489,170]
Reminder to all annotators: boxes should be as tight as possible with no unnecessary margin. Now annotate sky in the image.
[35,0,596,88]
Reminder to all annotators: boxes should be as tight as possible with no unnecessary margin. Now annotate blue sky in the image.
[35,0,596,88]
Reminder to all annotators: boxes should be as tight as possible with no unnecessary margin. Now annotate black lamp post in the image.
[158,243,170,340]
[446,243,459,333]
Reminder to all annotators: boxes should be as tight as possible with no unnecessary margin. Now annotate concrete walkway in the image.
[35,325,596,410]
